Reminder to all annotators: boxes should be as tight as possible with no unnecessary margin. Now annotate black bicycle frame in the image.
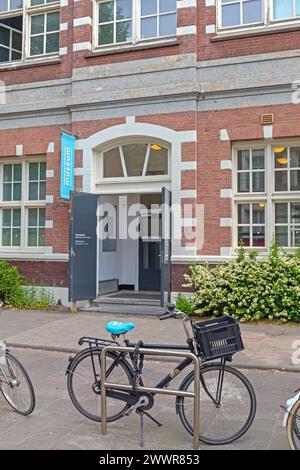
[99,340,223,407]
[76,336,225,407]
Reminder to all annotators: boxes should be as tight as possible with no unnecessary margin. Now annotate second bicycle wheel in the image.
[177,363,257,445]
[67,348,134,422]
[0,352,35,416]
[287,398,300,450]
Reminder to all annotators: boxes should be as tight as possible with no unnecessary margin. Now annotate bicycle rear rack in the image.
[100,346,201,450]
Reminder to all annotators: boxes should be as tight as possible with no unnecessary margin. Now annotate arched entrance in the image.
[75,120,183,306]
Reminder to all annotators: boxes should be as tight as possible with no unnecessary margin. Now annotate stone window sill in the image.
[212,22,300,41]
[85,38,180,58]
[0,57,61,72]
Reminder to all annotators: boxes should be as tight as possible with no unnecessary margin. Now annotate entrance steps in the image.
[81,302,165,316]
[80,291,165,316]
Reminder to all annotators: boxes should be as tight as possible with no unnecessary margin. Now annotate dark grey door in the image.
[160,187,172,307]
[69,192,98,302]
[139,212,161,291]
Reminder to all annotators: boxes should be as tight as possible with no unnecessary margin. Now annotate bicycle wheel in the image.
[0,352,35,416]
[177,363,256,445]
[67,348,134,422]
[287,398,300,450]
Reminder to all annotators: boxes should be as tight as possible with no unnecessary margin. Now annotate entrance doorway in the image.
[138,194,162,291]
[97,189,169,301]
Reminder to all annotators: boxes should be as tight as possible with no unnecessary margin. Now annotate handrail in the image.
[100,346,201,450]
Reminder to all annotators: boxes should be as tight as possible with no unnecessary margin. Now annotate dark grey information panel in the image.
[69,192,98,302]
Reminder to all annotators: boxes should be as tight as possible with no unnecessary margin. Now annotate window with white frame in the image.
[0,0,60,63]
[219,0,263,29]
[237,202,266,248]
[272,0,300,21]
[234,144,300,250]
[96,0,177,47]
[0,160,46,249]
[101,142,169,179]
[218,0,300,30]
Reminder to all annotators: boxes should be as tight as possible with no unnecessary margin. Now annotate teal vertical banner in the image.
[60,132,75,200]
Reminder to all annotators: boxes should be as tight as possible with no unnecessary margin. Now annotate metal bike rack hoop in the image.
[100,346,200,450]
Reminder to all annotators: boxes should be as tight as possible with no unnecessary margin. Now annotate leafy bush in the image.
[0,261,56,309]
[0,261,22,304]
[10,286,56,310]
[176,293,193,315]
[184,243,300,323]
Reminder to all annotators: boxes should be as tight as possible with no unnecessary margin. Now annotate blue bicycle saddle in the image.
[106,321,135,335]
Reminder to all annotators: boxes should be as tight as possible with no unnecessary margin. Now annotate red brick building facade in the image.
[1,0,300,305]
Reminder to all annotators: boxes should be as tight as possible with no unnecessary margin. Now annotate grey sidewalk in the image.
[0,309,300,371]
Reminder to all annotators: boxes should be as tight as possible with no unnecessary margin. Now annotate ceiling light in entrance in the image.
[150,144,162,151]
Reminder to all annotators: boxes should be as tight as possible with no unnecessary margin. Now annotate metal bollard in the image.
[100,346,200,450]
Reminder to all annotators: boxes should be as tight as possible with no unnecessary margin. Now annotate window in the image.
[3,163,22,201]
[272,0,300,20]
[28,161,46,200]
[140,0,177,39]
[0,0,60,63]
[234,144,300,250]
[101,143,169,179]
[275,202,300,248]
[0,160,46,250]
[28,207,45,246]
[2,208,21,246]
[237,203,266,247]
[274,146,300,192]
[96,0,177,47]
[237,148,265,193]
[218,0,300,30]
[30,11,60,56]
[220,0,263,28]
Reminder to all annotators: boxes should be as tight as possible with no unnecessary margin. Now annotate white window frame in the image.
[0,0,23,13]
[217,0,300,33]
[27,8,60,58]
[270,0,300,23]
[0,21,22,61]
[236,148,266,194]
[0,158,46,253]
[97,140,171,184]
[236,201,266,249]
[93,0,177,50]
[274,201,300,249]
[233,140,300,252]
[0,0,60,65]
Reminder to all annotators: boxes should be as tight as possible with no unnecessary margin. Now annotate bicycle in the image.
[284,388,300,450]
[66,304,257,446]
[0,341,35,416]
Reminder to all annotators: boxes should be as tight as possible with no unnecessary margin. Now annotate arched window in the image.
[101,142,169,180]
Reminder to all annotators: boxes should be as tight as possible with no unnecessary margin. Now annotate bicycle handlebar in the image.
[159,304,190,322]
[159,311,176,321]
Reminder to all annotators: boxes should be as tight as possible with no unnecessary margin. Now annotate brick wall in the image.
[8,260,68,287]
[199,1,300,61]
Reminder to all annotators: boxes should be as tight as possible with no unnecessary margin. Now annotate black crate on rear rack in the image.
[193,316,244,361]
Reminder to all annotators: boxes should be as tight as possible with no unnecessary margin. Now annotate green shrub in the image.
[0,261,56,309]
[176,293,193,315]
[10,286,57,310]
[184,243,300,323]
[0,261,22,304]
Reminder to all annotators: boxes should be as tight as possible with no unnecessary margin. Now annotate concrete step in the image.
[93,296,161,306]
[81,303,165,316]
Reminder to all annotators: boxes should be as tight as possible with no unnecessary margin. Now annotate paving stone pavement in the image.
[0,309,300,371]
[0,348,295,450]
